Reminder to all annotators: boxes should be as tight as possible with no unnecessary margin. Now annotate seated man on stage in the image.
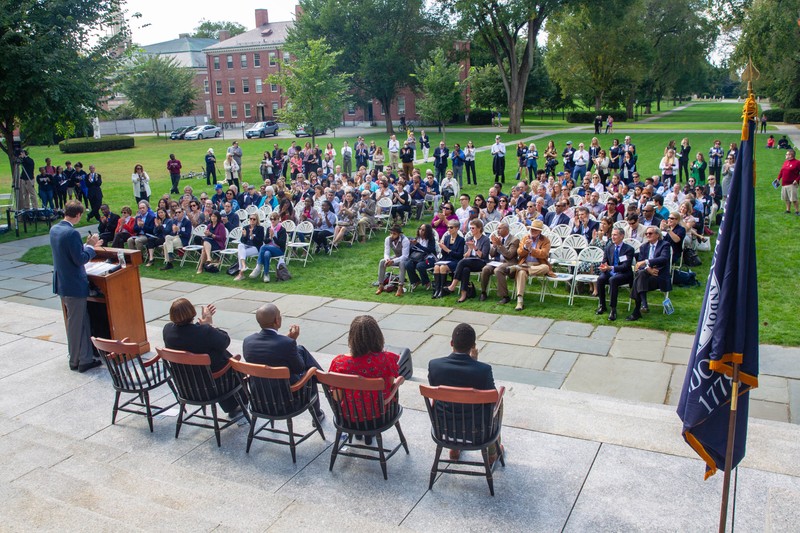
[626,226,672,321]
[596,227,635,321]
[495,220,555,311]
[243,303,325,422]
[478,221,519,301]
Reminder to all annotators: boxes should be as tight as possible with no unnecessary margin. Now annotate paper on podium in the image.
[85,262,119,276]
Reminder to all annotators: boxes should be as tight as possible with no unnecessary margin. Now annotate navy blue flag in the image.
[676,99,760,479]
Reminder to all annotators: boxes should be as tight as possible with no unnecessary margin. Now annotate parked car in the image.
[184,125,221,140]
[293,124,327,138]
[169,126,192,140]
[245,121,279,138]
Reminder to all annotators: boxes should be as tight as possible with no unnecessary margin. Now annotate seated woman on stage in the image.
[196,211,226,274]
[251,212,287,283]
[162,298,244,417]
[446,218,490,303]
[431,220,465,299]
[234,212,265,281]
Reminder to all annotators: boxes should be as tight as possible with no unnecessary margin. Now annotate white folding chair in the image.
[214,227,240,268]
[501,215,518,227]
[540,246,577,303]
[285,220,313,267]
[613,220,629,233]
[483,220,499,235]
[259,205,272,220]
[571,246,604,305]
[179,225,206,267]
[509,222,526,237]
[548,234,563,248]
[598,192,611,204]
[562,234,589,252]
[547,204,556,213]
[245,205,259,216]
[375,197,393,232]
[552,224,572,238]
[236,209,248,223]
[623,238,641,254]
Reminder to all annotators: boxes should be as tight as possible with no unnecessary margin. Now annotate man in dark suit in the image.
[50,200,103,372]
[544,200,571,228]
[570,206,598,242]
[243,304,325,420]
[428,323,501,462]
[596,227,635,321]
[627,227,672,321]
[639,203,664,228]
[96,204,119,245]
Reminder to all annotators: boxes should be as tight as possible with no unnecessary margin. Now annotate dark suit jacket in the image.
[637,240,672,291]
[50,220,95,298]
[603,242,635,276]
[571,220,599,242]
[162,322,232,373]
[243,329,306,383]
[428,352,495,390]
[544,211,570,228]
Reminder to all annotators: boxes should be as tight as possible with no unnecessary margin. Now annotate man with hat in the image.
[376,224,410,297]
[240,183,261,209]
[211,183,226,210]
[495,220,555,310]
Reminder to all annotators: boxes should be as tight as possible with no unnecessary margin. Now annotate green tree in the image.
[469,64,507,112]
[441,0,566,134]
[191,19,246,39]
[119,55,198,135]
[268,38,350,147]
[413,48,465,141]
[0,0,126,172]
[288,0,442,134]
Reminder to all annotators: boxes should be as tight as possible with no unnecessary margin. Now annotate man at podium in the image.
[51,200,103,372]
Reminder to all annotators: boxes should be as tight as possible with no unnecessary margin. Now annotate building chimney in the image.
[218,30,230,41]
[179,33,190,39]
[255,9,269,27]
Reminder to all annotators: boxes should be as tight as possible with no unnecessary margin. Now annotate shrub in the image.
[468,109,494,126]
[566,110,627,124]
[782,109,800,124]
[762,108,784,122]
[59,135,135,153]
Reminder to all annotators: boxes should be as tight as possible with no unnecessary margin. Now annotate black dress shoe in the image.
[498,297,511,305]
[625,312,641,322]
[77,359,102,373]
[479,292,487,302]
[641,305,649,313]
[595,306,607,315]
[608,309,617,321]
[69,364,78,371]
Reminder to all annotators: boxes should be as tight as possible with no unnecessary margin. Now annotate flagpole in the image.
[718,362,740,533]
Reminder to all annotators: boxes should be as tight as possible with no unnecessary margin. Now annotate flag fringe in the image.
[684,430,718,480]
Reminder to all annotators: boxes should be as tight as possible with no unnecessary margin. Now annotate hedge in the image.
[762,108,784,122]
[468,109,493,126]
[782,109,800,124]
[59,135,135,153]
[566,110,627,124]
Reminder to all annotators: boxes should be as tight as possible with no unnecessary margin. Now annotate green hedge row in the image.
[782,109,800,124]
[762,108,784,122]
[468,110,494,126]
[59,135,135,153]
[566,110,627,124]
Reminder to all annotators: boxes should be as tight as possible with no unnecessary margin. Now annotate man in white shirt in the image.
[455,193,472,232]
[388,134,400,167]
[572,142,590,182]
[491,135,506,183]
[376,225,410,297]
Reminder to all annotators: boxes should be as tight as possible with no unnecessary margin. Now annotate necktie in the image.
[613,246,619,266]
[649,244,655,261]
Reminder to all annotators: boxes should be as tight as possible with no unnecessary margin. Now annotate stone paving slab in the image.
[212,297,264,314]
[412,334,487,369]
[492,366,567,388]
[273,318,349,352]
[442,309,500,326]
[140,288,189,302]
[479,328,543,347]
[0,265,52,279]
[4,295,62,311]
[749,399,789,423]
[609,333,667,362]
[21,272,51,284]
[0,260,25,271]
[665,365,688,406]
[19,284,61,300]
[0,337,65,379]
[492,315,553,335]
[396,304,452,318]
[324,299,379,312]
[662,345,690,365]
[590,325,618,341]
[563,355,672,403]
[381,328,432,352]
[303,305,386,325]
[233,288,284,302]
[667,332,695,348]
[790,380,800,425]
[545,351,579,374]
[0,278,46,292]
[547,320,595,337]
[139,277,174,291]
[538,332,611,356]
[479,343,552,371]
[378,312,438,332]
[142,299,172,322]
[425,319,488,338]
[752,375,790,404]
[271,294,333,317]
[371,302,403,315]
[0,288,19,299]
[761,345,800,380]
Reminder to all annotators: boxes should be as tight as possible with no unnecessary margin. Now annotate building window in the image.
[380,102,385,116]
[347,102,356,115]
[255,79,263,93]
[230,103,238,119]
[244,102,252,118]
[242,78,249,94]
[283,51,291,63]
[253,53,261,67]
[270,83,278,93]
[228,80,235,94]
[213,56,220,70]
[226,55,233,68]
[203,78,209,94]
[272,102,279,116]
[398,97,405,116]
[268,52,276,66]
[217,104,224,119]
[215,80,222,95]
[240,54,247,68]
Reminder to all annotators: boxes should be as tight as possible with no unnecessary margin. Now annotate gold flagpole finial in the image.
[741,58,760,142]
[741,58,760,97]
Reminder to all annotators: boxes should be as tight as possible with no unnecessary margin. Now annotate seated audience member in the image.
[639,203,663,227]
[332,191,357,247]
[161,205,192,270]
[97,204,119,245]
[220,202,239,231]
[196,211,226,274]
[144,209,168,266]
[251,212,287,283]
[328,315,400,442]
[600,197,624,223]
[624,213,644,243]
[234,212,265,281]
[659,211,686,264]
[243,303,325,421]
[627,226,672,321]
[162,298,244,417]
[544,200,570,228]
[376,225,410,297]
[480,196,503,223]
[408,174,427,220]
[405,223,437,290]
[390,178,411,223]
[596,227,635,321]
[479,222,519,301]
[427,323,502,463]
[431,202,458,238]
[440,170,458,204]
[312,200,337,254]
[431,220,465,299]
[446,219,490,303]
[496,220,554,311]
[356,189,376,243]
[653,194,670,220]
[570,206,598,242]
[424,171,441,213]
[127,201,155,257]
[455,193,472,232]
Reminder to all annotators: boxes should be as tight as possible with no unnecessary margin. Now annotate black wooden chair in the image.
[91,337,177,432]
[230,359,325,463]
[156,348,249,447]
[316,371,408,480]
[419,384,506,495]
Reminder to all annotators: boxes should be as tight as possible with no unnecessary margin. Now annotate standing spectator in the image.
[36,166,55,210]
[18,149,38,209]
[400,141,415,179]
[594,115,602,135]
[760,113,767,134]
[491,135,506,183]
[514,141,527,181]
[166,154,182,195]
[605,115,614,134]
[464,140,477,185]
[708,139,723,181]
[572,142,590,182]
[778,149,800,215]
[85,165,103,221]
[63,161,76,201]
[387,134,400,167]
[227,141,243,183]
[526,143,538,181]
[691,152,708,186]
[355,137,368,170]
[132,164,151,204]
[678,138,691,183]
[55,166,70,211]
[223,153,239,189]
[205,148,217,185]
[450,143,465,188]
[419,129,431,162]
[341,140,353,176]
[433,141,449,182]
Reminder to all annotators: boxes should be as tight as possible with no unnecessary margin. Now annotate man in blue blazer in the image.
[243,304,324,420]
[570,206,599,242]
[627,227,672,321]
[596,228,635,321]
[50,200,103,372]
[544,200,571,228]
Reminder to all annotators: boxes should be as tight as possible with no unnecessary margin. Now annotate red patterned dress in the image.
[328,351,400,422]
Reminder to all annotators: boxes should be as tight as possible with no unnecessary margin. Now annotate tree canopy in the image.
[191,19,246,39]
[413,48,465,141]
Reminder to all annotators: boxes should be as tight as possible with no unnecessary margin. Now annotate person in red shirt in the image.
[778,149,800,215]
[166,154,182,195]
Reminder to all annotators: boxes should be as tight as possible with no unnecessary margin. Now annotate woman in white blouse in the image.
[131,164,151,203]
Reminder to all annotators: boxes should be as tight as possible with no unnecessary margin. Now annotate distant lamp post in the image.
[634,100,639,122]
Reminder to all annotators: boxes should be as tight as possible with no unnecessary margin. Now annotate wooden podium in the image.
[84,248,150,354]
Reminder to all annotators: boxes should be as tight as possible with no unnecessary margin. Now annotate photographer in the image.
[131,164,151,204]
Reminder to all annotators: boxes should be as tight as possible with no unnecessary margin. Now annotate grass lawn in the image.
[650,102,749,123]
[622,122,778,132]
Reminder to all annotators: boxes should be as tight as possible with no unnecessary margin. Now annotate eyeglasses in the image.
[443,206,452,210]
[645,231,657,236]
[250,217,258,221]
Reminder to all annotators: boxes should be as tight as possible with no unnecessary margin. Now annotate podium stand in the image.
[82,248,150,354]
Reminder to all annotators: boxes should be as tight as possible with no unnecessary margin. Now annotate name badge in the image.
[619,255,628,262]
